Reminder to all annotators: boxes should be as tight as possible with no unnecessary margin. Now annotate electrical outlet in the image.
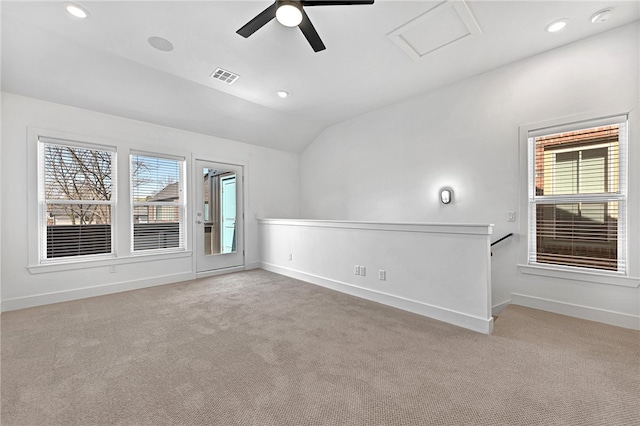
[109,265,117,273]
[379,270,386,281]
[288,253,292,260]
[507,211,516,222]
[359,266,366,276]
[354,265,360,275]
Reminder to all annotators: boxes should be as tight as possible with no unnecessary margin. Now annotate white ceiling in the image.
[2,1,638,152]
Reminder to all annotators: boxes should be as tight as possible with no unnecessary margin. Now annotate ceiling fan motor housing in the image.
[237,0,374,52]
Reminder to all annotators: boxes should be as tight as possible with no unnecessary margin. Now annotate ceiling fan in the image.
[237,0,375,52]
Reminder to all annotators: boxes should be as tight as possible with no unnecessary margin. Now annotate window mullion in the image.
[533,193,623,204]
[44,199,114,205]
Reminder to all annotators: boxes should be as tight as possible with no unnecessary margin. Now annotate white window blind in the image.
[39,138,116,261]
[131,153,185,252]
[528,117,627,273]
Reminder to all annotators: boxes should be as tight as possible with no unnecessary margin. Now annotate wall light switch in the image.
[507,211,516,222]
[379,270,386,281]
[288,253,292,260]
[354,265,360,275]
[359,266,366,276]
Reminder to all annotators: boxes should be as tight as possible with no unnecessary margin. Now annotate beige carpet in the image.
[1,269,638,425]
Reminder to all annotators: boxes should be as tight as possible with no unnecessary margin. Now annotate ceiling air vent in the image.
[210,67,240,84]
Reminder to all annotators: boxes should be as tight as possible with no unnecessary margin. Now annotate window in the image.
[527,117,627,273]
[131,153,185,252]
[39,137,116,261]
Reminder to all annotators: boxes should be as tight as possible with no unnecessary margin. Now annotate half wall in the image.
[259,219,493,333]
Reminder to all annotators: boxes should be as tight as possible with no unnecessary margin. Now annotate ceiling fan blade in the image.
[302,1,374,6]
[237,2,278,38]
[298,9,326,52]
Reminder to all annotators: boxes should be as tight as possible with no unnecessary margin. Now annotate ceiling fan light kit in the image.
[237,0,375,52]
[276,1,303,27]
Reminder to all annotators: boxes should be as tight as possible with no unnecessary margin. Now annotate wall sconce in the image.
[440,187,453,204]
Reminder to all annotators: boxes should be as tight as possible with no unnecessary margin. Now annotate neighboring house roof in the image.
[147,182,179,202]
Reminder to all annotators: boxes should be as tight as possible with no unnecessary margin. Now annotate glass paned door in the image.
[195,160,243,272]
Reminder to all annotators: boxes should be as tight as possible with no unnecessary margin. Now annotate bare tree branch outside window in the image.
[44,145,113,225]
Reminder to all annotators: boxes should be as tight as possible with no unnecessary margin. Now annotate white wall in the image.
[1,93,300,310]
[0,4,3,311]
[300,23,640,328]
[259,219,494,333]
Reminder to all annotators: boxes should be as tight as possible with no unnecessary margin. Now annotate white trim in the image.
[129,149,185,162]
[532,193,625,203]
[38,135,117,153]
[191,154,249,275]
[28,127,125,267]
[260,263,494,335]
[130,152,187,254]
[47,199,114,205]
[245,261,261,270]
[492,300,511,316]
[39,136,118,262]
[527,114,628,138]
[193,158,246,273]
[519,110,632,278]
[1,271,195,312]
[258,218,493,236]
[28,250,192,274]
[517,263,639,287]
[511,293,640,330]
[132,201,181,207]
[195,265,245,279]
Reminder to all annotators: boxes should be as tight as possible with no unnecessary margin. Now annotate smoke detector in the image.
[591,9,613,24]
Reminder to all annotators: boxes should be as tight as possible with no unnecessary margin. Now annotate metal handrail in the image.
[491,233,514,247]
[491,233,513,256]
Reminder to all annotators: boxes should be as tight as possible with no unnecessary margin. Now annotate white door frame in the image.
[192,157,246,277]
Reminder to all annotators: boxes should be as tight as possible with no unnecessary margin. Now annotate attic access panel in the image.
[387,0,481,61]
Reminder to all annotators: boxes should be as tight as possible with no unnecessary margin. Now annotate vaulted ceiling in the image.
[2,1,638,152]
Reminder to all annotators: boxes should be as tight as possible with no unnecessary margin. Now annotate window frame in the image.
[528,119,626,273]
[27,128,193,274]
[129,151,187,255]
[518,111,638,287]
[38,136,117,264]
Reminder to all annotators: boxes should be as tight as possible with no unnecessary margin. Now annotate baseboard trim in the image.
[511,293,640,330]
[195,266,246,279]
[492,300,511,316]
[261,262,493,334]
[245,261,261,270]
[1,272,196,312]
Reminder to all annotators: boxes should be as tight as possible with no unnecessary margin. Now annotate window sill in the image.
[517,264,639,288]
[28,250,192,274]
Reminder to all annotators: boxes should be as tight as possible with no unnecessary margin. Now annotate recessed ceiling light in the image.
[277,90,289,98]
[65,3,89,19]
[545,19,568,33]
[591,9,613,24]
[148,36,174,52]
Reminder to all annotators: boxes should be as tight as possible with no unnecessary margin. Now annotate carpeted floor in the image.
[1,269,638,425]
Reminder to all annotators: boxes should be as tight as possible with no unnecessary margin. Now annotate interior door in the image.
[195,160,243,273]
